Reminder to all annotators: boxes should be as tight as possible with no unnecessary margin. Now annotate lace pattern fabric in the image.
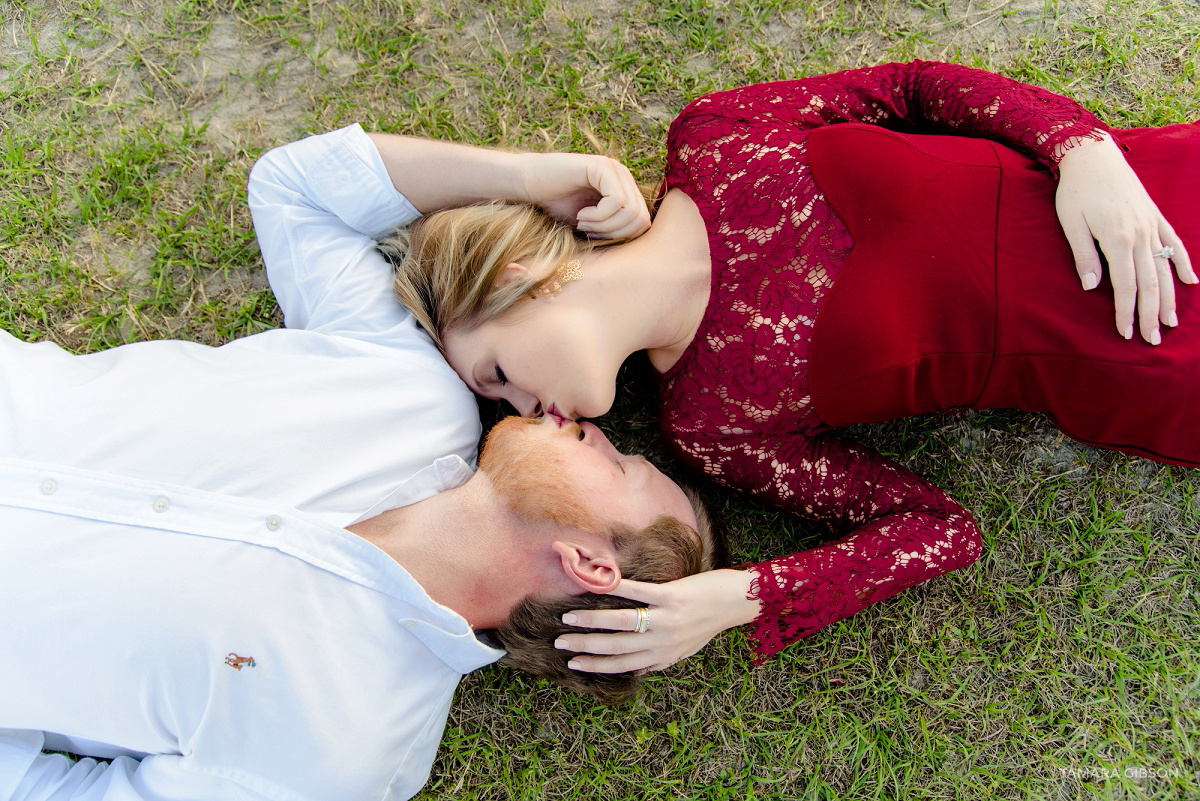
[657,61,1106,660]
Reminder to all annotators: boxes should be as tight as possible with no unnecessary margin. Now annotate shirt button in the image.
[152,497,170,513]
[40,479,57,495]
[265,515,283,531]
[403,620,416,629]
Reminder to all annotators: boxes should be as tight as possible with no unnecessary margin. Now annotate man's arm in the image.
[247,124,421,334]
[2,734,278,801]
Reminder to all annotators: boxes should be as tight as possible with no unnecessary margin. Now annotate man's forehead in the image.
[638,463,697,529]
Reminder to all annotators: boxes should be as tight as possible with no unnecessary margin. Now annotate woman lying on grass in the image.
[376,60,1198,675]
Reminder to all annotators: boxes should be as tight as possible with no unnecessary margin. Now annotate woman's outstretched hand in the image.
[554,569,761,674]
[1055,133,1196,344]
[517,152,651,240]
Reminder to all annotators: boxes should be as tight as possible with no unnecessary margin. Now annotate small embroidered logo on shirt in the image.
[225,653,256,670]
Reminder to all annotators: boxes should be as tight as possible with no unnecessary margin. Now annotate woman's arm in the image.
[673,60,1106,171]
[248,125,651,333]
[558,430,982,671]
[365,133,649,238]
[669,60,1194,343]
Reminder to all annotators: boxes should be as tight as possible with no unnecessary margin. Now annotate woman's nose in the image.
[507,389,541,418]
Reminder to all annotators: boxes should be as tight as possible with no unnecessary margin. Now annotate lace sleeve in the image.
[674,429,982,662]
[669,60,1108,175]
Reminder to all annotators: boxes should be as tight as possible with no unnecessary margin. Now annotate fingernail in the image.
[1151,329,1161,345]
[562,613,577,624]
[1082,273,1099,290]
[554,638,570,650]
[1123,325,1133,340]
[567,660,581,670]
[1169,312,1179,327]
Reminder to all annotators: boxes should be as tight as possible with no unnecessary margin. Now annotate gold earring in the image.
[542,260,584,295]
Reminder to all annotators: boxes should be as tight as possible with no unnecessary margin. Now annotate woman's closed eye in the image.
[494,365,508,386]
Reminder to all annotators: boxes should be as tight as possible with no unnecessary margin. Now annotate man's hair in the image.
[493,485,721,705]
[382,201,589,349]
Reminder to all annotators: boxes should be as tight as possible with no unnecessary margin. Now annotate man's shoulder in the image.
[230,326,465,383]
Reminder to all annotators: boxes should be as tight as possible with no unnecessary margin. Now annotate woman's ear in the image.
[551,540,621,594]
[495,262,531,289]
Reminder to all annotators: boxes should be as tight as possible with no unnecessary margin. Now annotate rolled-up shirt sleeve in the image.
[247,124,422,338]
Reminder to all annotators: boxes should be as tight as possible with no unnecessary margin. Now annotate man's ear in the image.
[551,540,621,594]
[495,262,530,289]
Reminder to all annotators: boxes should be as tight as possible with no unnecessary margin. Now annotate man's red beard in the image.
[477,417,601,534]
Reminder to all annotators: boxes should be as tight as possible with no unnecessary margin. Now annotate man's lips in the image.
[547,404,568,426]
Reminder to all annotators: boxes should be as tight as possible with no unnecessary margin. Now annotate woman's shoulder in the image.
[666,84,789,150]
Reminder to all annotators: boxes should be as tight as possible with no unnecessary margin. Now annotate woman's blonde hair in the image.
[382,201,590,349]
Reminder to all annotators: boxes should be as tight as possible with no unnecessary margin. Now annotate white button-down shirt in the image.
[0,125,503,801]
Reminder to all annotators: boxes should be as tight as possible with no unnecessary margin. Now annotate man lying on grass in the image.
[0,128,715,801]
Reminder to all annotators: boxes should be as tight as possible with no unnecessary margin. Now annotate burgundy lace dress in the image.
[656,60,1200,660]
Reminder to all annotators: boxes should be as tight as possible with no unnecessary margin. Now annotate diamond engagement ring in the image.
[1152,246,1175,260]
[633,607,650,634]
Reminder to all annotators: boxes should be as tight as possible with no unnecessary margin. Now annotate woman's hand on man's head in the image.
[553,569,761,674]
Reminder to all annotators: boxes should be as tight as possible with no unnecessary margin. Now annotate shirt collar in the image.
[351,455,474,524]
[398,616,504,674]
[360,454,504,672]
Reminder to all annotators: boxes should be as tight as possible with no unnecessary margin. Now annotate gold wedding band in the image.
[633,606,650,634]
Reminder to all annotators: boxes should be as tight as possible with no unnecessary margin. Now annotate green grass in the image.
[2,0,1198,798]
